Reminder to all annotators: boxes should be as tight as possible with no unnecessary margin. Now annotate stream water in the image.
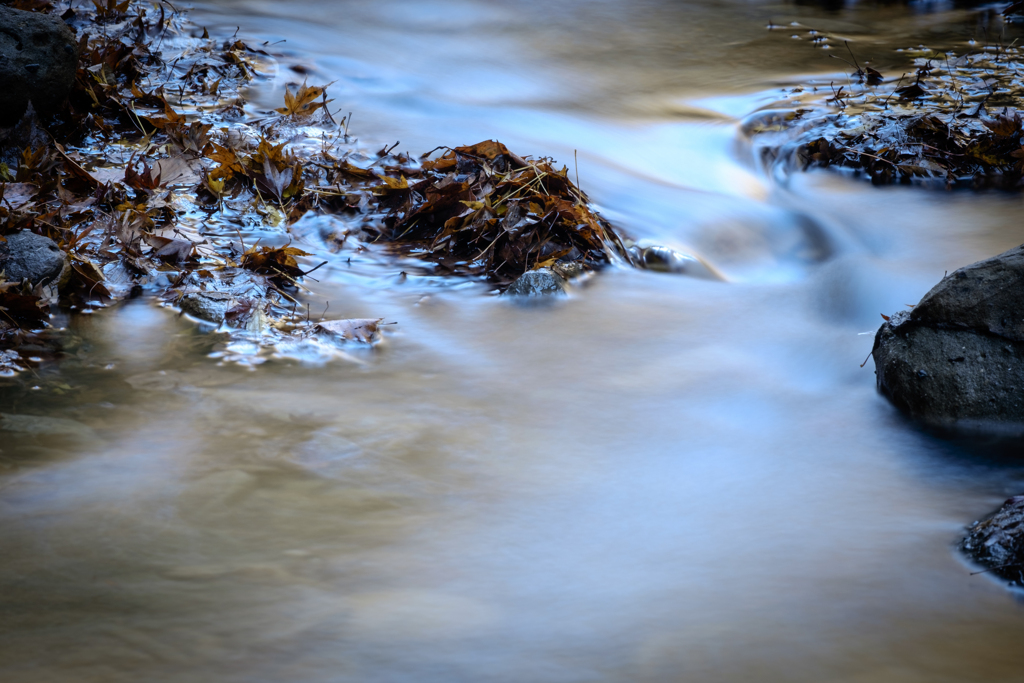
[3,1,1024,681]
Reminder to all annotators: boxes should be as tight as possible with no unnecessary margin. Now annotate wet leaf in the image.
[206,142,246,181]
[315,318,384,343]
[275,81,331,118]
[124,160,162,190]
[144,234,194,263]
[144,98,188,131]
[334,160,379,182]
[896,82,928,100]
[0,284,48,329]
[240,243,312,284]
[982,113,1022,137]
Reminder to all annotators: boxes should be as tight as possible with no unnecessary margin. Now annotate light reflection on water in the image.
[3,1,1024,682]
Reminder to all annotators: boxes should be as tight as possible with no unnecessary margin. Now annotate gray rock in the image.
[0,6,78,127]
[911,244,1024,342]
[178,290,236,323]
[0,230,66,285]
[961,496,1024,586]
[873,244,1024,429]
[551,260,586,280]
[505,268,567,297]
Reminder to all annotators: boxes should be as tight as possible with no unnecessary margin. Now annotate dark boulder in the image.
[0,5,78,127]
[961,496,1024,586]
[0,230,66,285]
[872,244,1024,430]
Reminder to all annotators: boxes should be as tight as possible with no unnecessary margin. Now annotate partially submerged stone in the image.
[505,268,567,297]
[629,242,723,280]
[0,5,78,127]
[873,244,1024,430]
[178,290,236,324]
[0,230,66,286]
[961,496,1024,586]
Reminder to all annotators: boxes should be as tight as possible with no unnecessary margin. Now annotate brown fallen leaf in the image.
[144,234,194,263]
[206,142,246,181]
[896,82,928,100]
[0,283,48,329]
[334,159,379,181]
[0,183,38,210]
[144,98,188,131]
[125,159,162,190]
[239,243,312,285]
[153,155,200,186]
[275,81,331,118]
[315,318,384,343]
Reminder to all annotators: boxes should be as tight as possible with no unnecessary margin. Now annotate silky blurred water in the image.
[2,1,1024,682]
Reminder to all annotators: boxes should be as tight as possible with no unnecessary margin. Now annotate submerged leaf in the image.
[315,318,384,343]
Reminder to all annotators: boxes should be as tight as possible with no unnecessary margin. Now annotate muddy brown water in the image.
[3,1,1024,681]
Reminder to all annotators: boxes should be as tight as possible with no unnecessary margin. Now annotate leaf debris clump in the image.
[754,34,1024,189]
[365,140,629,288]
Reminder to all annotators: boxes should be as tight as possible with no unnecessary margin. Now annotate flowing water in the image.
[3,1,1024,681]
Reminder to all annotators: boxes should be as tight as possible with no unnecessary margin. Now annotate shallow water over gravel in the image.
[3,1,1024,682]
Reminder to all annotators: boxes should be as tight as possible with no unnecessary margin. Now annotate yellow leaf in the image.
[378,175,409,190]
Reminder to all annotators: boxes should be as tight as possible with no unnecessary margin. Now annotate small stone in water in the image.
[505,268,567,297]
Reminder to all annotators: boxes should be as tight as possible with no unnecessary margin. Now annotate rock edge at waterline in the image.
[872,243,1024,432]
[962,496,1024,587]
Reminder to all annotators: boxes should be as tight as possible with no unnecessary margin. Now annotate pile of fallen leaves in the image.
[368,140,628,286]
[0,0,632,373]
[757,24,1024,189]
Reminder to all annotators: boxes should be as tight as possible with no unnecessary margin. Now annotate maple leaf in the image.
[275,81,332,118]
[168,122,213,155]
[254,158,304,203]
[201,172,226,200]
[144,98,187,131]
[983,113,1022,137]
[206,142,245,180]
[240,243,312,285]
[124,160,162,190]
[256,157,293,202]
